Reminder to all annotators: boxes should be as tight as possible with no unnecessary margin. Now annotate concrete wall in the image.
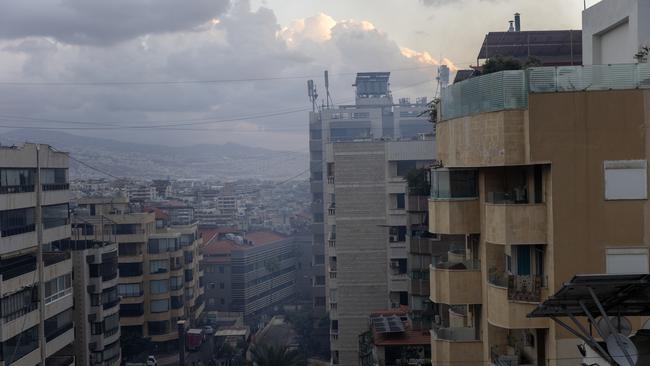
[582,0,650,65]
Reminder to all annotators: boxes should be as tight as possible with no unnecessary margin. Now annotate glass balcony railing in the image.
[441,63,650,121]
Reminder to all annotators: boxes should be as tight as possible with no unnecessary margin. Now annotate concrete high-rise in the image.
[0,143,75,366]
[428,62,650,365]
[309,72,434,365]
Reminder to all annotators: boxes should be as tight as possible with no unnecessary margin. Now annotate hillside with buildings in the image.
[0,129,307,180]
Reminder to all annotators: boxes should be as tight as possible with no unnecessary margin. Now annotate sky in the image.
[0,0,594,151]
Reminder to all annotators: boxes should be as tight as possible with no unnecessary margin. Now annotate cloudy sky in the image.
[0,0,593,151]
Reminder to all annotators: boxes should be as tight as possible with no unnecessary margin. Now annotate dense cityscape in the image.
[2,1,650,366]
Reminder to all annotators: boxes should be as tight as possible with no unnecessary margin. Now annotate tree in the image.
[481,55,522,74]
[635,46,649,63]
[405,168,430,196]
[249,344,307,366]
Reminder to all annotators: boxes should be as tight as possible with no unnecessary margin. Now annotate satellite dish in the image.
[606,333,638,366]
[596,316,633,337]
[642,318,650,330]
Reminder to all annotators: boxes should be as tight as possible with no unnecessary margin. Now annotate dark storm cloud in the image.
[0,2,443,149]
[0,0,231,45]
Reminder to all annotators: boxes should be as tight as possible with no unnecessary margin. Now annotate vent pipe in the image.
[514,13,521,32]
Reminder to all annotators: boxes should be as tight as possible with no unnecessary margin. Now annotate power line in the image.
[0,78,436,132]
[0,64,442,87]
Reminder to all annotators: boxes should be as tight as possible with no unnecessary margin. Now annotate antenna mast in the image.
[307,80,318,112]
[324,70,333,109]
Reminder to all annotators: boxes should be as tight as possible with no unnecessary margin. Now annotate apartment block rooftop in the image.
[441,63,650,121]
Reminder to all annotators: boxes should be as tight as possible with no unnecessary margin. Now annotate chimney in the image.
[514,13,521,32]
[508,21,515,32]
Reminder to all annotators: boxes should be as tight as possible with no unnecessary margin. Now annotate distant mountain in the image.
[0,129,308,180]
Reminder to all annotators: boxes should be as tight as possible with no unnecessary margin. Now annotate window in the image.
[118,283,143,297]
[150,260,169,274]
[393,193,405,209]
[42,203,69,229]
[171,295,184,309]
[315,276,325,286]
[101,252,118,281]
[119,262,143,277]
[120,303,144,317]
[170,276,183,290]
[431,169,478,199]
[389,226,407,243]
[606,248,649,274]
[91,322,102,335]
[150,299,169,313]
[41,169,68,190]
[104,313,119,336]
[101,286,119,309]
[0,168,35,194]
[0,286,37,322]
[1,325,38,363]
[119,243,141,256]
[44,309,73,341]
[44,274,72,304]
[310,129,322,140]
[0,207,35,237]
[150,280,168,294]
[219,266,225,274]
[396,161,418,177]
[114,224,138,235]
[148,237,179,254]
[148,320,169,335]
[604,160,647,200]
[219,283,225,289]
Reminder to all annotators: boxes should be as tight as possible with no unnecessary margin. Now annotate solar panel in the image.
[528,274,650,318]
[370,315,405,334]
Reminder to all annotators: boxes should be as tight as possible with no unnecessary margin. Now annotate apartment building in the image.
[0,143,75,366]
[325,138,435,366]
[56,239,120,366]
[74,196,204,351]
[201,231,298,324]
[309,72,432,318]
[428,59,650,365]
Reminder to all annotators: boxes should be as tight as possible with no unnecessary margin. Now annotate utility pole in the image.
[36,145,47,366]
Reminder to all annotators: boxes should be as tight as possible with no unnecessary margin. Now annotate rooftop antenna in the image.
[307,80,318,112]
[324,70,333,109]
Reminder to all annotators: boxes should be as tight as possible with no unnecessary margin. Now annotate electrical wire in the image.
[0,78,436,132]
[0,64,442,87]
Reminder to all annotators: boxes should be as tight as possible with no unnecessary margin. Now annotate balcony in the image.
[0,184,35,194]
[410,278,429,297]
[485,202,547,245]
[430,260,482,305]
[428,199,480,235]
[42,183,70,191]
[431,327,483,365]
[486,274,547,329]
[327,176,335,184]
[441,64,650,122]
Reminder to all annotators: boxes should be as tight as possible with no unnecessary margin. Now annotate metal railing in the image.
[42,183,70,191]
[0,185,34,194]
[441,63,650,121]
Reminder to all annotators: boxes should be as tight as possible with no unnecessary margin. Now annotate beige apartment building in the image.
[428,64,650,365]
[325,138,435,365]
[75,197,204,350]
[0,143,75,366]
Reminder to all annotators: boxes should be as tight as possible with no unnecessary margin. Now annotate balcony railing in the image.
[2,224,36,238]
[432,327,479,342]
[0,185,34,194]
[488,269,543,303]
[327,176,335,184]
[441,63,650,121]
[434,259,480,271]
[42,183,70,191]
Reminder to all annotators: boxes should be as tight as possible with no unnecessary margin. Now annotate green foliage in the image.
[120,334,152,360]
[284,309,330,360]
[249,344,307,366]
[635,46,649,63]
[419,98,439,125]
[481,55,543,75]
[405,168,430,196]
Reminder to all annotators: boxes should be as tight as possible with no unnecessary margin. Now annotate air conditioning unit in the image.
[390,235,399,242]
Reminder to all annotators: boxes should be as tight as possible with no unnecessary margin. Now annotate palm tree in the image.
[249,344,307,366]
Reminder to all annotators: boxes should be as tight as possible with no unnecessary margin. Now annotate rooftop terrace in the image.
[441,63,650,121]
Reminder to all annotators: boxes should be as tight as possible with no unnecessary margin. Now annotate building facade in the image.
[201,231,299,324]
[429,63,650,365]
[309,72,432,320]
[74,197,204,350]
[0,143,75,366]
[325,139,435,366]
